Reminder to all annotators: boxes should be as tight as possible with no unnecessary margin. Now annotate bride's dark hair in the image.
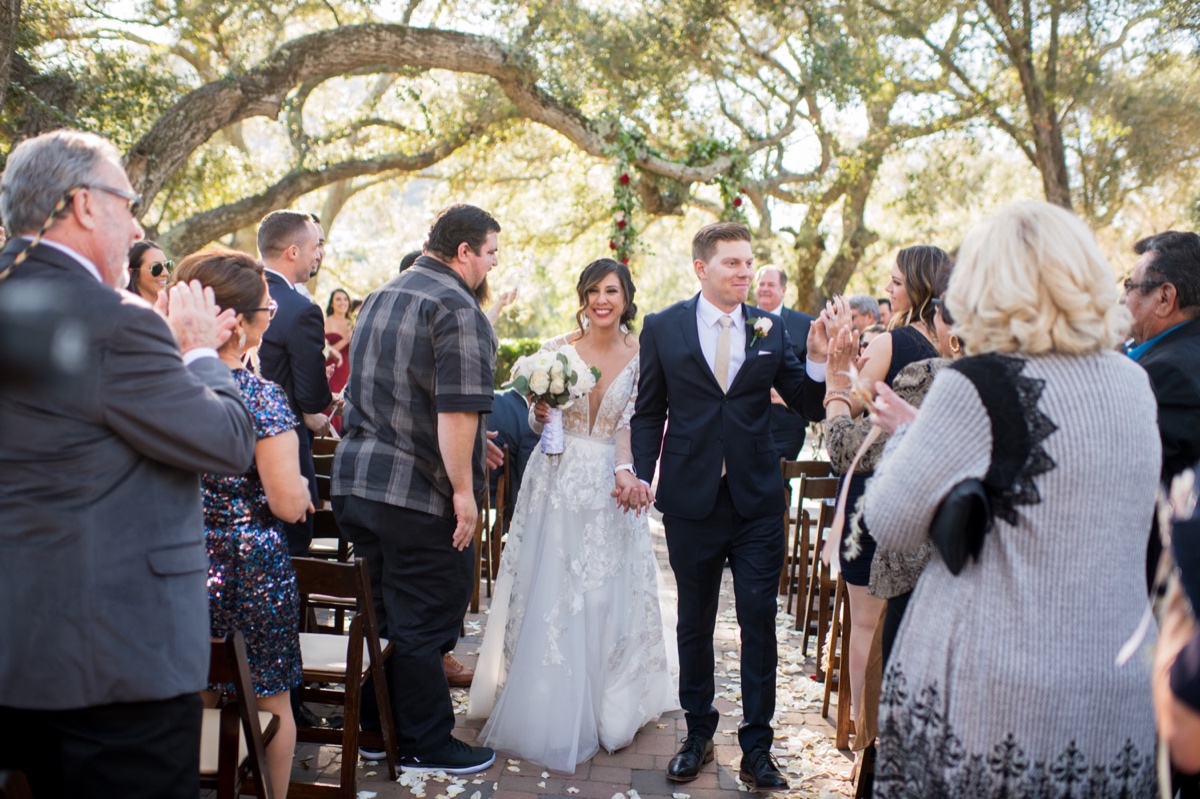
[575,258,637,336]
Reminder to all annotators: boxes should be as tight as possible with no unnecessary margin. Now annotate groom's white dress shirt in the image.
[697,294,746,387]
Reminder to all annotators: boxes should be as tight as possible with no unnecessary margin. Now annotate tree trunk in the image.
[0,0,20,111]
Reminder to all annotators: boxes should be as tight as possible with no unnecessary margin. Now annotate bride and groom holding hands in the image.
[468,222,826,791]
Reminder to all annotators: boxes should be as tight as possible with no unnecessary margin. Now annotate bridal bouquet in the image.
[507,346,600,455]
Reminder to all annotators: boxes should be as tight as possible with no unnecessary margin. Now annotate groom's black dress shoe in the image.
[666,736,714,782]
[739,749,788,792]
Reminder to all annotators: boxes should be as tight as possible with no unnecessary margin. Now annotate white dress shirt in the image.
[696,293,746,388]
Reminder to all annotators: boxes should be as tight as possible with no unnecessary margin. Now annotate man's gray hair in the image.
[0,130,122,236]
[755,265,787,287]
[847,294,880,320]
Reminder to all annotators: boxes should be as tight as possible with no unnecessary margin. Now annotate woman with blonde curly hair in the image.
[862,201,1160,798]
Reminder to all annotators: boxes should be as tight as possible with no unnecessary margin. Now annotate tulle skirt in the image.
[468,433,678,772]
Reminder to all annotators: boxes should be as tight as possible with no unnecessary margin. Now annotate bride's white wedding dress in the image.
[468,335,678,772]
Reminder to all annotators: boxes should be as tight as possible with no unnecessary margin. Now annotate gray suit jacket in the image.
[0,241,255,710]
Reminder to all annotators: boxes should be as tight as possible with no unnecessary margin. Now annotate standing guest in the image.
[1123,230,1200,484]
[257,209,332,556]
[177,247,313,799]
[877,297,892,326]
[469,258,677,772]
[125,239,171,302]
[0,130,255,798]
[399,249,421,274]
[846,295,880,333]
[630,223,826,791]
[332,204,502,774]
[324,288,353,433]
[754,264,816,462]
[859,323,885,353]
[822,246,947,732]
[865,201,1160,797]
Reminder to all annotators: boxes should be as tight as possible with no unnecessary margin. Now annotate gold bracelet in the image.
[822,394,852,410]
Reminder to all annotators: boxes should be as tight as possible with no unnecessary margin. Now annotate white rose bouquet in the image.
[506,345,601,454]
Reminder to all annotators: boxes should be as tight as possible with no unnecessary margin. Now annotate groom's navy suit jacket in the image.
[631,294,825,521]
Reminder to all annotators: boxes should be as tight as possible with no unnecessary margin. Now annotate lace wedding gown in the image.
[468,335,678,772]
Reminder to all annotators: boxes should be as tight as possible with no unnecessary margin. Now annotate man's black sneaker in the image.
[399,737,496,775]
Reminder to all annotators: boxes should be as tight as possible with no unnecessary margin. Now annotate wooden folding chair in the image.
[200,631,279,799]
[308,508,351,563]
[796,476,840,653]
[312,437,340,456]
[487,444,513,583]
[470,485,493,614]
[311,453,334,509]
[821,574,854,749]
[290,557,398,799]
[779,460,833,600]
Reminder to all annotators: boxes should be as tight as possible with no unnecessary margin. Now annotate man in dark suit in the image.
[257,209,332,556]
[628,223,825,792]
[1124,230,1200,484]
[0,130,255,798]
[754,265,815,462]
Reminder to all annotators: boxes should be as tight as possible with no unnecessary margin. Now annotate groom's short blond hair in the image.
[693,222,751,264]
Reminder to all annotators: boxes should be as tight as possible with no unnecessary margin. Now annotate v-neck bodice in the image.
[541,335,639,442]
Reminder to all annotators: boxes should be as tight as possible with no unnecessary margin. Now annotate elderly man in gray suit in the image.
[0,131,255,798]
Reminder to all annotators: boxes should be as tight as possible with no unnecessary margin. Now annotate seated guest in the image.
[126,239,172,302]
[177,247,314,799]
[846,294,880,333]
[487,388,539,506]
[864,201,1160,795]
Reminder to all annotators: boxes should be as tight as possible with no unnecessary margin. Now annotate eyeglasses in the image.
[83,184,142,217]
[244,298,278,319]
[931,297,955,326]
[1123,278,1164,293]
[141,260,173,277]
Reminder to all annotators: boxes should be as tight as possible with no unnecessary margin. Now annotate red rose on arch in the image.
[620,258,629,265]
[619,173,630,185]
[733,196,743,207]
[616,219,626,229]
[609,240,617,250]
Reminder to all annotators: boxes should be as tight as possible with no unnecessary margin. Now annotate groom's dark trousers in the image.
[664,480,784,752]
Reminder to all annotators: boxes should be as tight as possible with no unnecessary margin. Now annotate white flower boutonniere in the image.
[749,316,773,347]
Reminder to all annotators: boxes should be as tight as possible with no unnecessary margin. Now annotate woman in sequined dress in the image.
[176,248,315,799]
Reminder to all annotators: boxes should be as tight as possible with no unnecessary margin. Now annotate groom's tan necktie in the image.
[715,314,732,478]
[715,315,733,393]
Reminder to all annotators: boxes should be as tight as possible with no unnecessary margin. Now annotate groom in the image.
[628,222,825,791]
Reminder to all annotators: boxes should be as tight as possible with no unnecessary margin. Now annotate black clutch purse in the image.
[930,479,992,575]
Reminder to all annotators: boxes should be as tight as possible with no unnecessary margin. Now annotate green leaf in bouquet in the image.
[511,375,530,394]
[569,371,579,386]
[589,366,601,380]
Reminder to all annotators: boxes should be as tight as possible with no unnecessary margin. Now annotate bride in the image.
[468,258,678,772]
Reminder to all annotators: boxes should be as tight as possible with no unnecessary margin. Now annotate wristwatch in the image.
[614,463,637,476]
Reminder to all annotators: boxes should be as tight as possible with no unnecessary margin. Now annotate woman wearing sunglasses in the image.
[126,240,173,302]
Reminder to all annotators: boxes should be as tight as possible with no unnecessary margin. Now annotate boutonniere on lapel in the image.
[748,316,772,348]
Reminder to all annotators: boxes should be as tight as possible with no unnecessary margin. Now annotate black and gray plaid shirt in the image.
[332,256,496,517]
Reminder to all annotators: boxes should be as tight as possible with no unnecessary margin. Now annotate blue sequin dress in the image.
[203,368,303,697]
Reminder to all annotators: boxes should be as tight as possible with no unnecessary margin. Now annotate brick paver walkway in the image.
[290,518,857,799]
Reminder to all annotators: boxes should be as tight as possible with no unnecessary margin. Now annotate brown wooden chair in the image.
[290,557,398,799]
[487,444,513,583]
[308,508,351,563]
[779,460,833,601]
[312,437,340,456]
[200,631,279,799]
[795,476,840,656]
[821,574,854,749]
[470,483,493,614]
[311,453,334,508]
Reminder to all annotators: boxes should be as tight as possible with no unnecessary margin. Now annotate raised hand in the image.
[164,279,236,353]
[807,314,831,363]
